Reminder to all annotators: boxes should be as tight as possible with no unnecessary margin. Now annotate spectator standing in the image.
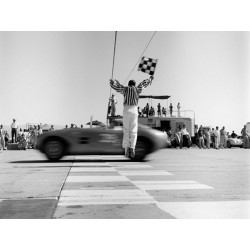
[181,124,190,148]
[0,125,6,150]
[109,94,117,116]
[194,125,199,146]
[176,125,183,148]
[4,131,9,148]
[198,125,205,149]
[107,100,111,115]
[17,128,23,142]
[145,103,149,117]
[38,125,43,135]
[169,103,173,117]
[33,125,38,149]
[23,129,28,141]
[210,128,215,148]
[177,102,181,117]
[204,128,211,149]
[28,126,34,148]
[11,119,18,143]
[149,106,155,116]
[157,103,161,116]
[110,76,153,158]
[220,126,227,148]
[241,125,250,149]
[50,125,54,131]
[162,107,166,117]
[214,126,220,149]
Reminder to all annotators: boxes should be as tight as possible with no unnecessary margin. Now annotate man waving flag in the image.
[138,56,158,76]
[110,75,154,159]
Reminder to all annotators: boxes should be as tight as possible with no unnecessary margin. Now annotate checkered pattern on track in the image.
[54,160,250,219]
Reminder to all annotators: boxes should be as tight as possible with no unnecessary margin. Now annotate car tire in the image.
[227,141,232,148]
[44,139,65,161]
[133,137,151,161]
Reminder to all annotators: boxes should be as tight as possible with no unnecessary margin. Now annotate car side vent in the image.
[79,137,89,144]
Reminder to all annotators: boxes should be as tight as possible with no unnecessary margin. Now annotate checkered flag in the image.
[138,57,158,75]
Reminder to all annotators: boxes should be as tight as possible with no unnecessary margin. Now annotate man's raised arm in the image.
[110,79,125,94]
[137,75,154,93]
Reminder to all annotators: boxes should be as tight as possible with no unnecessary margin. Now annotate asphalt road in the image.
[0,147,249,219]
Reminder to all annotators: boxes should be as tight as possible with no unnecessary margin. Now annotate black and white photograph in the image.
[0,1,249,250]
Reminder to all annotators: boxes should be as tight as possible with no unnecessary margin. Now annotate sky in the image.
[0,31,249,133]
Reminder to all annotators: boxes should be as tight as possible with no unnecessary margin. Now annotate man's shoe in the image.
[129,148,135,158]
[125,148,130,158]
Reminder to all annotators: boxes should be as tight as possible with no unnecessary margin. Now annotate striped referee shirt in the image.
[110,78,152,106]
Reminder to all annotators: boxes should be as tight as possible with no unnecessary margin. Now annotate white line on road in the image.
[157,200,250,219]
[66,176,129,182]
[133,180,214,190]
[72,162,111,167]
[112,165,153,169]
[134,181,198,184]
[74,155,127,161]
[136,184,214,190]
[100,155,127,159]
[60,196,153,201]
[57,200,156,206]
[58,189,155,206]
[70,167,116,172]
[74,156,102,160]
[61,189,149,197]
[118,170,173,176]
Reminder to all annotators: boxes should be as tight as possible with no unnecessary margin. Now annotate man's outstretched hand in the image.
[149,75,154,84]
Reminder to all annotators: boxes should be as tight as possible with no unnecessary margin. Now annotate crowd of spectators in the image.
[163,124,192,149]
[1,118,249,151]
[164,124,250,149]
[0,120,87,151]
[138,102,181,118]
[64,124,84,129]
[0,124,9,150]
[0,119,55,150]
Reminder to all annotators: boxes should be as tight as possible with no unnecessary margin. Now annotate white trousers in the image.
[122,105,138,149]
[215,137,220,149]
[0,136,5,149]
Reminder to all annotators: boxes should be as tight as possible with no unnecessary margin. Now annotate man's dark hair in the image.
[128,80,136,87]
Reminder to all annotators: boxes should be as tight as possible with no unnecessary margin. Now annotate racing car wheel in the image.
[134,137,151,161]
[44,139,65,161]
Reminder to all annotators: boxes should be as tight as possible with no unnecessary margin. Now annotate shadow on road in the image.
[10,159,141,164]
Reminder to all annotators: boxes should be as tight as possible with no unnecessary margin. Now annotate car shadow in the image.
[9,159,145,164]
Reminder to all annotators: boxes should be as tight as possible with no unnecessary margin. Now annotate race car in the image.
[227,136,243,148]
[36,120,168,161]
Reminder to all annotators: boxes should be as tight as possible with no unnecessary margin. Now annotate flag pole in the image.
[124,31,156,84]
[90,115,93,128]
[110,31,117,97]
[107,31,118,126]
